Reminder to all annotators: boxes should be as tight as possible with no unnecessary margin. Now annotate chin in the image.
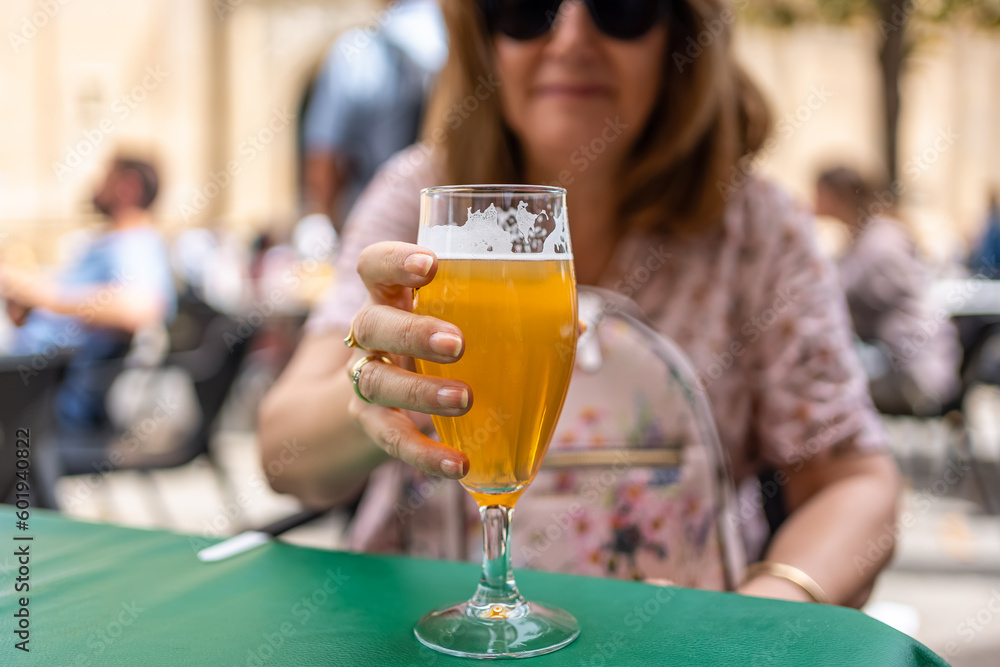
[526,130,619,171]
[557,102,622,132]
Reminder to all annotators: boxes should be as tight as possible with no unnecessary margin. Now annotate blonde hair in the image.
[424,0,771,236]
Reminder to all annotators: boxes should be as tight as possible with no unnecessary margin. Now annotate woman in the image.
[260,0,899,607]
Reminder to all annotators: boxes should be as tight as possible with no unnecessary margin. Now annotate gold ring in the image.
[350,354,393,404]
[343,321,364,349]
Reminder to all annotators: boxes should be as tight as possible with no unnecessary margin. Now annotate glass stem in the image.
[470,505,524,610]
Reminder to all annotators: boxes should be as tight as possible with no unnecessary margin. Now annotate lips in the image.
[535,84,612,98]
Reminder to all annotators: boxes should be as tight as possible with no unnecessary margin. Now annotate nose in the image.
[546,0,602,59]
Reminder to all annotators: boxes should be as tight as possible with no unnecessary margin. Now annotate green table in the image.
[1,509,947,666]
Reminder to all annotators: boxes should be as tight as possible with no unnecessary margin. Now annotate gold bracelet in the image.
[743,562,829,604]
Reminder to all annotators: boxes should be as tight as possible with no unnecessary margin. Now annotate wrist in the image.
[738,573,813,603]
[740,561,829,604]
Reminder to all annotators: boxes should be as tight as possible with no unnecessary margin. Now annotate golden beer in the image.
[413,258,578,507]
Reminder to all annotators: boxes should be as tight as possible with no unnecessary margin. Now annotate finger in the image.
[357,241,437,308]
[644,578,676,587]
[353,356,472,416]
[350,400,469,479]
[352,304,464,363]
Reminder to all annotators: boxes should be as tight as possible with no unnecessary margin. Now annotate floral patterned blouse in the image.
[306,147,888,589]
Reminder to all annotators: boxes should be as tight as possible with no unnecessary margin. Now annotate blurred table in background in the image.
[6,508,948,666]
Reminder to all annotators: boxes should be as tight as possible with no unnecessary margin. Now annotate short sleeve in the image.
[305,146,440,335]
[739,184,887,468]
[111,230,177,319]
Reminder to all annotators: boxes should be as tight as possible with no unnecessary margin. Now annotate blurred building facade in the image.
[737,22,1000,264]
[1,0,377,264]
[1,0,999,265]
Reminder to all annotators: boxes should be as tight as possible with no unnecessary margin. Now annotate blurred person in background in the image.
[300,0,448,239]
[0,155,176,431]
[953,189,1000,397]
[969,189,1000,275]
[261,0,900,607]
[815,166,961,416]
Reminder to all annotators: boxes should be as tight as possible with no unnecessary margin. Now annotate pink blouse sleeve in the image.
[737,183,887,469]
[306,147,438,335]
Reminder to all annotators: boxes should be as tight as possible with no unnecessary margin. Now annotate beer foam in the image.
[419,202,572,260]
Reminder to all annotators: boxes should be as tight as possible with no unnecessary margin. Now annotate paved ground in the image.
[58,390,1000,666]
[866,500,1000,666]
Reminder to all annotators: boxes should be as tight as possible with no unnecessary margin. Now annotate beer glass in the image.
[412,185,580,658]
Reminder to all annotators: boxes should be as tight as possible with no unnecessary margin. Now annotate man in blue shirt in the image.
[1,156,176,429]
[301,0,447,233]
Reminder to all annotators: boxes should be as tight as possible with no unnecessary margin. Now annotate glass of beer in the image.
[412,185,580,658]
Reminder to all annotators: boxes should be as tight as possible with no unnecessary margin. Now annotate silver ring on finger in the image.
[350,354,394,404]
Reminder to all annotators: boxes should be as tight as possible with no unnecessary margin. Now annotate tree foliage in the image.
[739,0,1000,28]
[736,0,998,184]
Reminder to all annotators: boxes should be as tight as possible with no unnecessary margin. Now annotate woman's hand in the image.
[346,241,474,480]
[737,572,813,604]
[740,452,900,607]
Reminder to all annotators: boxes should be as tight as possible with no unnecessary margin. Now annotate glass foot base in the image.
[414,599,580,659]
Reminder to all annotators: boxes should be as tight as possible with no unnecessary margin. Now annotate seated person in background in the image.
[301,0,447,234]
[1,156,176,430]
[815,166,961,415]
[261,0,900,607]
[969,189,1000,275]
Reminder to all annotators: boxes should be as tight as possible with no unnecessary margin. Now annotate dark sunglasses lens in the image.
[494,0,561,40]
[590,0,662,40]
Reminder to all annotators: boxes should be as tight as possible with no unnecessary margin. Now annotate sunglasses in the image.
[481,0,672,41]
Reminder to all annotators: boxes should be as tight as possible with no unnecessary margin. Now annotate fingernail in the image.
[429,332,463,358]
[437,386,469,410]
[405,253,434,277]
[440,459,465,478]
